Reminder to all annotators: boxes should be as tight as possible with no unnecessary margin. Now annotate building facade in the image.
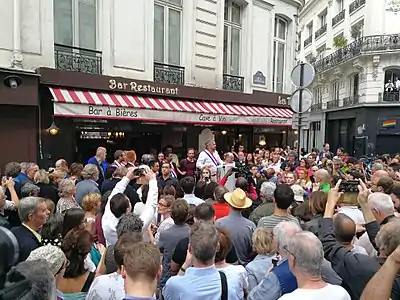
[0,0,303,168]
[298,0,400,155]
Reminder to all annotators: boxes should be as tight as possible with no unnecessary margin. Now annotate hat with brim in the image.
[224,188,252,209]
[291,184,305,202]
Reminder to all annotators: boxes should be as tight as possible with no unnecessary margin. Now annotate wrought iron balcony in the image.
[327,99,340,109]
[343,95,360,106]
[154,63,185,85]
[313,34,400,73]
[349,0,365,14]
[304,35,312,48]
[54,44,102,74]
[223,74,244,92]
[332,10,345,27]
[310,103,322,112]
[381,91,400,102]
[315,24,327,40]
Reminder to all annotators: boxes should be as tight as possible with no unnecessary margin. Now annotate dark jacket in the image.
[101,178,140,209]
[303,214,324,237]
[11,224,42,262]
[37,183,59,204]
[0,214,11,229]
[320,218,387,299]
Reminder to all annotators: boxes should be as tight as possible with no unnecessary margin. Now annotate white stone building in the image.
[0,0,304,167]
[297,0,400,155]
[0,0,303,94]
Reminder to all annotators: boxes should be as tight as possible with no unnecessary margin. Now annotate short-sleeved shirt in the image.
[159,224,190,287]
[172,236,238,266]
[257,214,301,229]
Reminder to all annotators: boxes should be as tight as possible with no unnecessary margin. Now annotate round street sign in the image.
[291,63,315,87]
[290,88,313,113]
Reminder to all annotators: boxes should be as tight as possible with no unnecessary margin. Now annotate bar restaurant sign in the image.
[54,103,292,126]
[109,79,179,95]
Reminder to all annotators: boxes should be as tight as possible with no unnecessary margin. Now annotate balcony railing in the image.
[54,44,102,74]
[332,10,345,27]
[304,35,312,48]
[380,91,400,102]
[313,34,400,73]
[315,24,327,40]
[154,63,185,85]
[310,103,322,112]
[223,74,244,92]
[349,0,365,14]
[327,99,340,109]
[343,95,360,106]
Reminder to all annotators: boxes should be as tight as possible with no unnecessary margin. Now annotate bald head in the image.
[333,213,356,244]
[374,170,389,178]
[316,169,330,182]
[55,159,68,172]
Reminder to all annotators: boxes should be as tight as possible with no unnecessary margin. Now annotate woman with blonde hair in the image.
[82,193,101,234]
[245,228,276,291]
[35,169,59,204]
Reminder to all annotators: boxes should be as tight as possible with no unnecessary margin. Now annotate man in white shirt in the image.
[196,139,222,181]
[279,231,350,300]
[102,166,158,246]
[267,153,282,173]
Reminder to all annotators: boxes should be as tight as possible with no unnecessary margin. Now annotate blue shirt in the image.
[183,194,205,206]
[163,265,222,300]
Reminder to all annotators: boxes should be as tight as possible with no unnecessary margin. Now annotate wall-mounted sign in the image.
[109,79,179,95]
[54,103,292,126]
[253,71,266,85]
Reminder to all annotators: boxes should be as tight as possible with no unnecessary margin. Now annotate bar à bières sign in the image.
[54,103,292,126]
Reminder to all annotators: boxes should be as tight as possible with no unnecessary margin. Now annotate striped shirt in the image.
[257,214,300,229]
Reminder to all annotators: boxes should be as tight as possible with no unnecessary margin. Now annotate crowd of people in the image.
[1,140,400,299]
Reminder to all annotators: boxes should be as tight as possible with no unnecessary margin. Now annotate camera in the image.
[133,168,146,177]
[232,160,252,180]
[339,180,359,193]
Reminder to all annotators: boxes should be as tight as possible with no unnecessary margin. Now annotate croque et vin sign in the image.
[109,79,179,95]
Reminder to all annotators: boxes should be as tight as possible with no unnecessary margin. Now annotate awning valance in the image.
[50,88,293,126]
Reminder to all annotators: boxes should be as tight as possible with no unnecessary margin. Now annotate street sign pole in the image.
[298,63,304,158]
[290,61,315,158]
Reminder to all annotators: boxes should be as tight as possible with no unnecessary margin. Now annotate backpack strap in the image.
[218,271,228,300]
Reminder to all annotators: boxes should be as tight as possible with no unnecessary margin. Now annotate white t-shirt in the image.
[217,264,248,300]
[278,284,351,300]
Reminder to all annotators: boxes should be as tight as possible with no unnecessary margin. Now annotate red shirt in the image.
[213,202,230,220]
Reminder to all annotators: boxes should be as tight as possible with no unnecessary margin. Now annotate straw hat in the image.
[224,188,252,209]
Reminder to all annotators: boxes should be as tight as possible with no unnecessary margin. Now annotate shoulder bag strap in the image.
[218,271,228,300]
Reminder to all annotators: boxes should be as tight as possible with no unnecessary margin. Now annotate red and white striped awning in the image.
[50,88,293,126]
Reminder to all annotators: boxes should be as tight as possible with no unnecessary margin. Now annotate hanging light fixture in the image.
[259,136,267,146]
[221,130,227,135]
[46,119,59,136]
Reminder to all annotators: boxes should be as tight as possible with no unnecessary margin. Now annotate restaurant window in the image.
[223,0,242,75]
[273,17,287,93]
[54,0,97,50]
[154,0,182,65]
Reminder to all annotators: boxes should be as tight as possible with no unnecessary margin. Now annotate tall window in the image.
[313,86,323,104]
[319,12,327,26]
[54,0,97,49]
[332,81,340,100]
[307,22,313,38]
[350,74,359,97]
[154,0,182,65]
[223,0,242,75]
[337,0,344,11]
[272,17,287,93]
